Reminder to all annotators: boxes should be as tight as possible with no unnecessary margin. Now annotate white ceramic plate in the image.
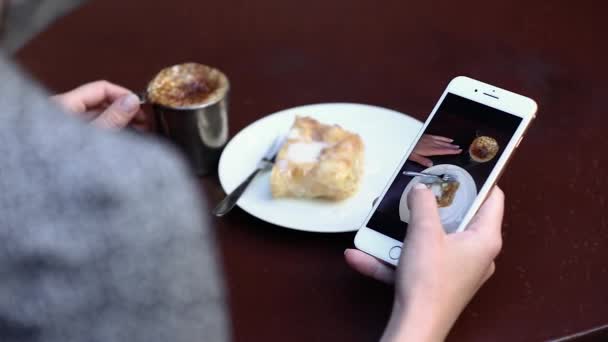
[218,103,422,233]
[399,164,477,233]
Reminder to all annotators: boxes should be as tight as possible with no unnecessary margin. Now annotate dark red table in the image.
[16,1,608,341]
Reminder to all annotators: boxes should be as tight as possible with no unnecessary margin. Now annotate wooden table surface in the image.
[16,1,608,341]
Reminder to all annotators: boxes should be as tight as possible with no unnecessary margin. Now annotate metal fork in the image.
[212,136,285,217]
[403,171,457,183]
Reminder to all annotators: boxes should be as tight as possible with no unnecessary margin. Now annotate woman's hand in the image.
[345,186,504,341]
[409,134,462,167]
[52,81,149,130]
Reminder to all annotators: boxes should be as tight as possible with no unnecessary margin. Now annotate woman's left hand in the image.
[52,80,149,130]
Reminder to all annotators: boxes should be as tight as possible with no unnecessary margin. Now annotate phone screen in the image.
[366,93,523,241]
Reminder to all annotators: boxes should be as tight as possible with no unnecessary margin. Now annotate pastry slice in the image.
[270,116,364,201]
[435,181,460,208]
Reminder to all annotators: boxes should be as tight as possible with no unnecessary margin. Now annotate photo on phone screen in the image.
[366,93,523,241]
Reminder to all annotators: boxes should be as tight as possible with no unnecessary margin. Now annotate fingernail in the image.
[118,93,140,112]
[344,249,349,255]
[414,183,428,190]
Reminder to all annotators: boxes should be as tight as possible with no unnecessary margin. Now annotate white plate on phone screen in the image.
[218,103,422,233]
[399,164,477,233]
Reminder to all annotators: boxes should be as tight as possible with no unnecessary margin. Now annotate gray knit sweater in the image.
[0,56,228,341]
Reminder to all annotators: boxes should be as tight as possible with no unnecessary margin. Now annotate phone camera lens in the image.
[474,89,478,92]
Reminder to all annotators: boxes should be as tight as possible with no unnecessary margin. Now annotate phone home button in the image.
[389,246,402,260]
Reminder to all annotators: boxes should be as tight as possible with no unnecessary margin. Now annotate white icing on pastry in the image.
[277,160,289,172]
[287,128,301,140]
[429,182,443,197]
[286,142,328,163]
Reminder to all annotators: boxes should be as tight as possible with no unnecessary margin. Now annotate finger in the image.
[78,111,102,121]
[93,94,141,129]
[80,81,132,107]
[468,187,504,234]
[57,81,133,113]
[432,140,461,149]
[344,249,395,284]
[424,147,463,156]
[467,187,505,257]
[426,135,454,143]
[407,184,443,241]
[475,262,496,291]
[409,153,433,167]
[484,262,496,282]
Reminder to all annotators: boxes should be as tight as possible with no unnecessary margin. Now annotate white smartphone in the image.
[354,76,537,265]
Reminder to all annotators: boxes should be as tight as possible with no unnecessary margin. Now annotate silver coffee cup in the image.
[144,63,230,176]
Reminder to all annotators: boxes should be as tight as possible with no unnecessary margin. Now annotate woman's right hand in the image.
[345,186,504,341]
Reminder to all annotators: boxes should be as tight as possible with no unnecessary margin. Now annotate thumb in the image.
[406,183,444,243]
[466,187,504,258]
[93,93,140,129]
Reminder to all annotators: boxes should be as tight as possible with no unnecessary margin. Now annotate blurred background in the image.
[1,0,87,52]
